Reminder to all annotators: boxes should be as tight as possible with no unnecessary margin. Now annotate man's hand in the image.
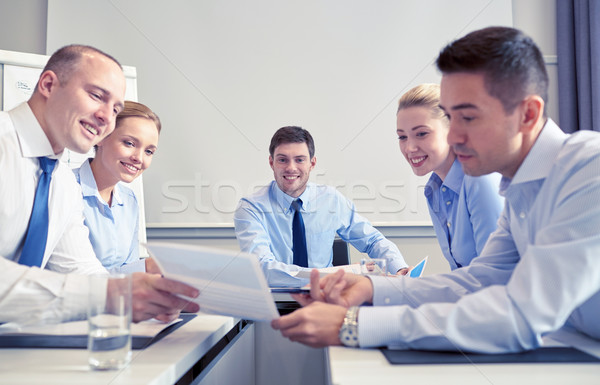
[129,272,200,323]
[271,301,347,348]
[396,267,409,276]
[291,268,374,308]
[144,257,162,275]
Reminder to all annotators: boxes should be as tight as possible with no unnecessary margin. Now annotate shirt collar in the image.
[424,173,442,212]
[272,181,314,214]
[111,184,124,206]
[499,119,567,194]
[441,158,464,194]
[79,158,124,206]
[9,102,59,160]
[424,158,463,211]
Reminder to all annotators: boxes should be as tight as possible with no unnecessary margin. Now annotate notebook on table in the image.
[381,346,600,365]
[0,314,196,349]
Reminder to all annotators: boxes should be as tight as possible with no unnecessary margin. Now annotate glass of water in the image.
[360,258,387,276]
[88,274,132,370]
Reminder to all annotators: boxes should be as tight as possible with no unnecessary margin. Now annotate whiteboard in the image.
[0,49,148,255]
[47,0,513,226]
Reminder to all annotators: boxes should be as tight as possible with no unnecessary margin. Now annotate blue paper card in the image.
[409,256,428,278]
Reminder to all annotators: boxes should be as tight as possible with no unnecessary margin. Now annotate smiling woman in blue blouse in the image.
[74,101,161,273]
[396,84,503,269]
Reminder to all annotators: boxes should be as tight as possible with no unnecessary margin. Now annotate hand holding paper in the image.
[146,242,279,322]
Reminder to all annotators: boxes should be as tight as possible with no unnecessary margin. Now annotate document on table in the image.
[146,242,279,322]
[293,256,427,279]
[293,264,362,279]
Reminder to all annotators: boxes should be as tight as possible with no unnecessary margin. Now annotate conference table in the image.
[328,327,600,385]
[1,311,599,385]
[0,314,249,385]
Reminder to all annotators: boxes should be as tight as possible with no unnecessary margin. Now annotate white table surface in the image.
[0,313,236,385]
[327,328,600,385]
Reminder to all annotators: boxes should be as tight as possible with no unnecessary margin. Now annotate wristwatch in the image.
[339,306,360,347]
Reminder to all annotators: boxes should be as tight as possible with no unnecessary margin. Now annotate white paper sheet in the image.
[293,264,362,279]
[2,64,41,110]
[146,242,279,321]
[294,256,427,279]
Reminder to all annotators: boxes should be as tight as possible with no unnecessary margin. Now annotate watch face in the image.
[340,326,359,347]
[340,306,359,347]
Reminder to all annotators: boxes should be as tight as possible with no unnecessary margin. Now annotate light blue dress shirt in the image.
[425,159,503,269]
[359,120,600,352]
[73,160,143,273]
[234,181,408,286]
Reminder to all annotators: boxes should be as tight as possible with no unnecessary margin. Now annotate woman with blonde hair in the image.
[396,84,503,269]
[74,101,161,272]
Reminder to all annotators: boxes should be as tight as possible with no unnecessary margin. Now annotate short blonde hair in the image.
[397,83,447,122]
[116,101,161,133]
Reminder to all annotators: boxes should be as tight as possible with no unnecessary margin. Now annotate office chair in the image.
[332,238,350,266]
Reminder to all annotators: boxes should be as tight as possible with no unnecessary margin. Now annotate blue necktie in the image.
[19,157,57,267]
[291,199,308,268]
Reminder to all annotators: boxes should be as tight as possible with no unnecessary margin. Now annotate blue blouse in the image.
[425,159,503,269]
[73,159,142,272]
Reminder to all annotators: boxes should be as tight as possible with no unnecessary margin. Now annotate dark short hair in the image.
[39,44,122,86]
[269,126,315,158]
[436,26,548,115]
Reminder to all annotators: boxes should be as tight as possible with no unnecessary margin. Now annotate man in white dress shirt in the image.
[0,45,199,326]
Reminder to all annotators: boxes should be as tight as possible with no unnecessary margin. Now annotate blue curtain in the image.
[556,0,600,132]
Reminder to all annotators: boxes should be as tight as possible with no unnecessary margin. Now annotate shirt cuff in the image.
[358,305,408,348]
[61,273,101,322]
[370,275,408,306]
[387,258,408,274]
[110,259,146,274]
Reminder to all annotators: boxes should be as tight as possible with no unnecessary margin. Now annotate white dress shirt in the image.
[359,120,600,353]
[0,103,106,325]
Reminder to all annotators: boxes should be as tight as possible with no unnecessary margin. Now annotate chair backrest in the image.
[332,238,350,266]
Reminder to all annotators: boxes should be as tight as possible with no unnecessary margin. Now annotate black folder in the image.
[0,314,196,350]
[381,346,600,365]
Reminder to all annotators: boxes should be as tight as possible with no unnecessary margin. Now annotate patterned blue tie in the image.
[19,157,57,267]
[291,199,308,267]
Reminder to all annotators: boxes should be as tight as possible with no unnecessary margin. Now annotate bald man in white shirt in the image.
[0,44,199,326]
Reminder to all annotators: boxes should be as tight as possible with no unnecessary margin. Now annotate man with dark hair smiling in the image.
[271,27,600,353]
[234,126,408,286]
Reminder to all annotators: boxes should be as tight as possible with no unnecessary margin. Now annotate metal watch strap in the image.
[339,306,360,347]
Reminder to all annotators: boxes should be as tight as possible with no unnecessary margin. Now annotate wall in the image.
[45,0,512,229]
[0,0,557,275]
[512,0,559,124]
[0,0,47,55]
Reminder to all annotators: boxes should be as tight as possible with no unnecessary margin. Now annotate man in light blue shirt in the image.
[272,27,600,352]
[234,126,408,286]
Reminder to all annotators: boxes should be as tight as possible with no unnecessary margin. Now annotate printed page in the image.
[294,264,362,279]
[146,242,279,321]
